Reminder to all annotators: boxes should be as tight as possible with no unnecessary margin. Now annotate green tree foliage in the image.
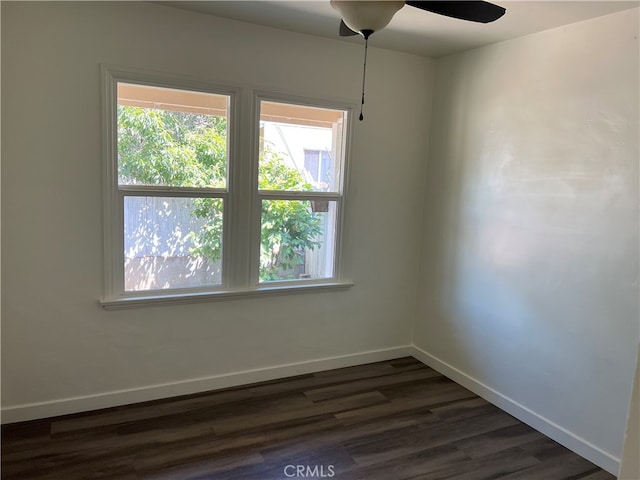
[117,105,321,281]
[117,106,227,188]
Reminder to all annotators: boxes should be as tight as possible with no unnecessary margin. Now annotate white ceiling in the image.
[157,1,638,57]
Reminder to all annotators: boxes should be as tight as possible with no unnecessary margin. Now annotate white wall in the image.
[1,2,432,419]
[415,9,639,474]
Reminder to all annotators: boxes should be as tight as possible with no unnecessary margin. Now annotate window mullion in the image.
[225,87,255,290]
[248,90,263,288]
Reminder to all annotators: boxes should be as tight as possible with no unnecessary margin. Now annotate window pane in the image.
[259,101,346,193]
[117,83,229,188]
[124,196,223,291]
[260,199,337,282]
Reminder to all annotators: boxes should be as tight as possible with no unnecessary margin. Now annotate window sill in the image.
[100,281,354,310]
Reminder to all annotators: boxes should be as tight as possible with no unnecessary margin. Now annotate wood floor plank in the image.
[344,408,521,467]
[311,357,424,379]
[303,368,442,402]
[132,416,342,474]
[429,397,500,422]
[1,357,614,480]
[411,447,541,480]
[212,390,388,435]
[578,470,620,480]
[492,450,602,480]
[136,451,264,480]
[254,411,438,467]
[334,382,477,426]
[338,443,470,480]
[452,422,547,459]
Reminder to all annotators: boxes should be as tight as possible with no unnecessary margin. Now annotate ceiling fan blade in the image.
[339,19,359,37]
[406,1,506,23]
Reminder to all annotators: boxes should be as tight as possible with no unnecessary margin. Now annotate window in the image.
[102,68,351,307]
[258,100,346,283]
[117,83,228,293]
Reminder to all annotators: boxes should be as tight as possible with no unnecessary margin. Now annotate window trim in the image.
[100,66,354,309]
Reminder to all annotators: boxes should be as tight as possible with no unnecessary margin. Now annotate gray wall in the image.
[415,8,639,472]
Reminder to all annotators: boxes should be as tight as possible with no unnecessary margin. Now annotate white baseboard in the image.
[1,345,413,425]
[410,345,620,476]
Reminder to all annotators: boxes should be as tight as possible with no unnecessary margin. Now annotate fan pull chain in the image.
[359,35,369,121]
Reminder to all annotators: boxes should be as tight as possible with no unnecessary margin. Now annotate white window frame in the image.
[100,66,353,309]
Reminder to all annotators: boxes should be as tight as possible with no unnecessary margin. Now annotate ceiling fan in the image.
[332,1,506,38]
[330,1,506,120]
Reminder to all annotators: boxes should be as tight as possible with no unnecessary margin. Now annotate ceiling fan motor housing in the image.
[330,0,405,34]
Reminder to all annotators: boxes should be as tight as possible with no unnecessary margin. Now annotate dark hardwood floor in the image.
[1,358,615,480]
